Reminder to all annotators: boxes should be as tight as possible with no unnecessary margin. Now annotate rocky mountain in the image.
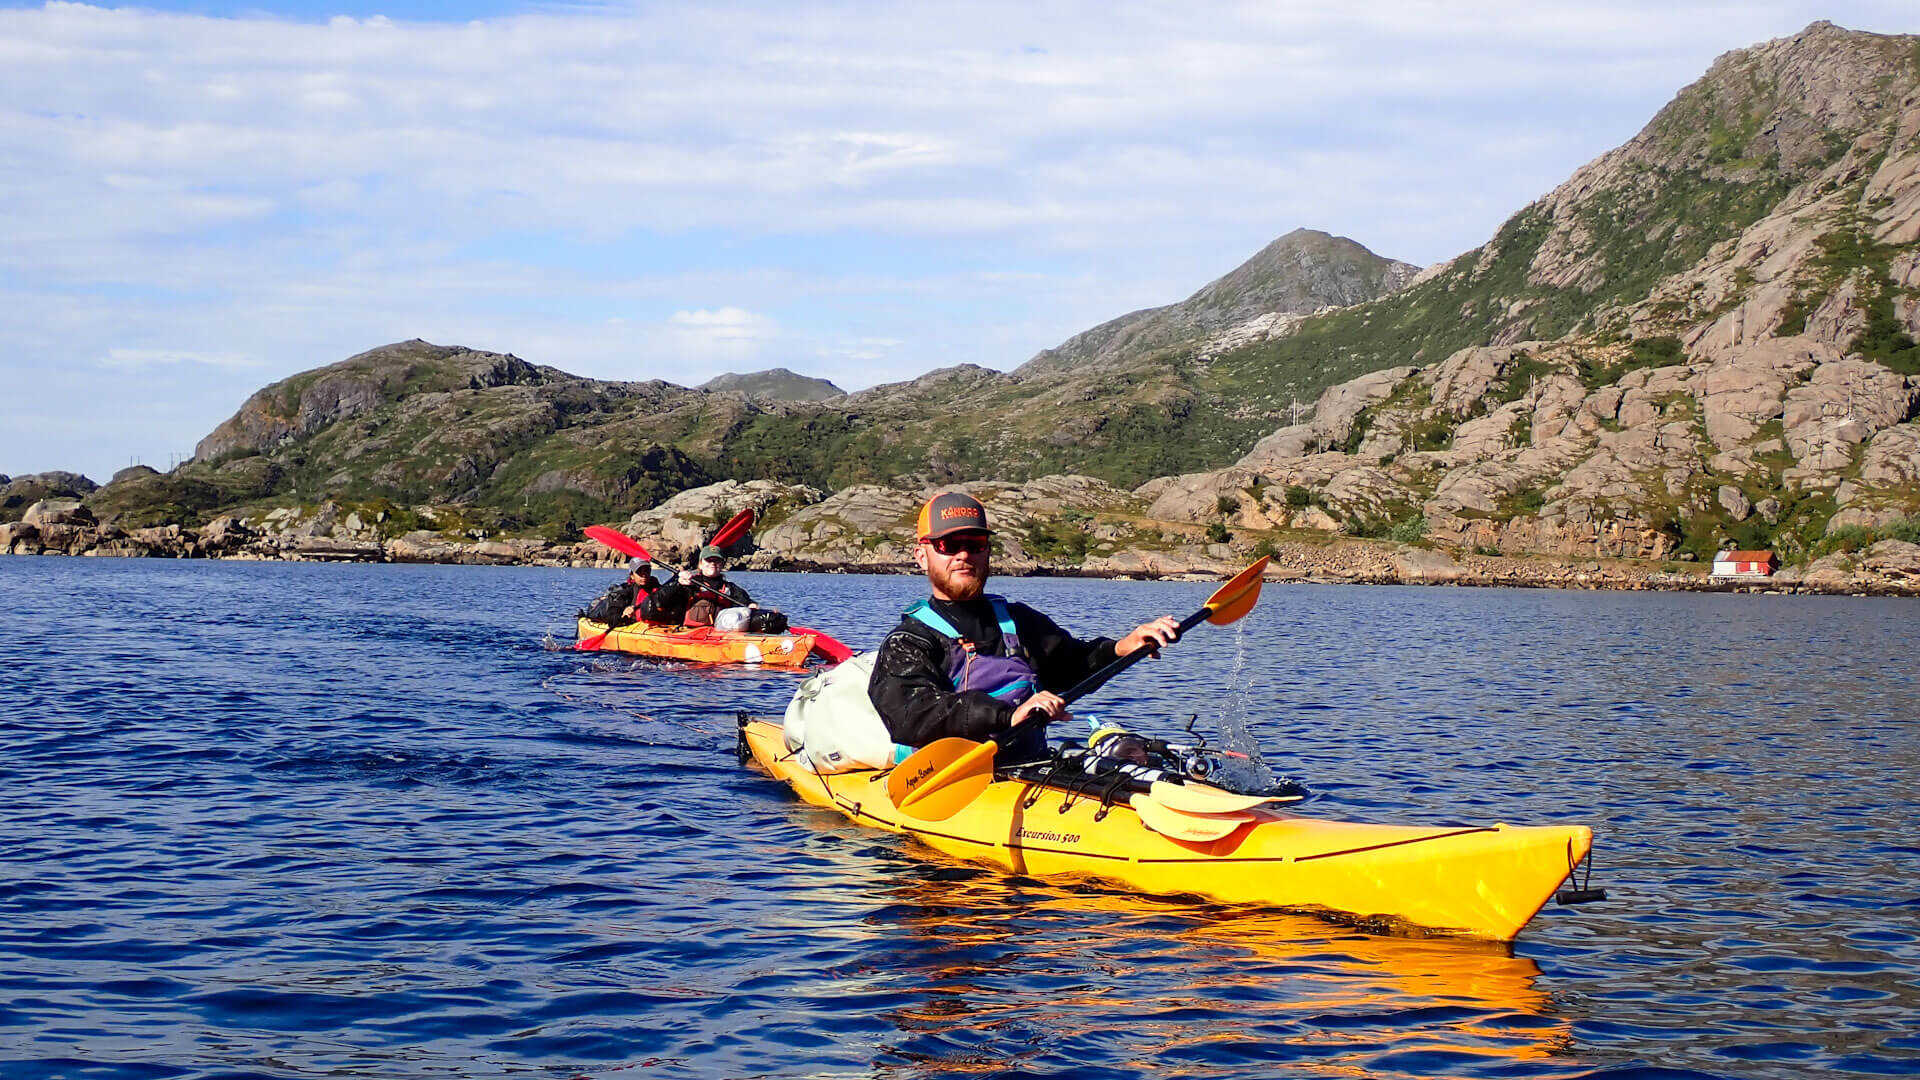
[1018,229,1417,377]
[92,224,1416,533]
[712,231,1419,488]
[699,368,846,402]
[1143,23,1920,565]
[0,471,96,523]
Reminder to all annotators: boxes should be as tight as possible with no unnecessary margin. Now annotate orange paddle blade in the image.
[887,737,997,820]
[1203,555,1269,625]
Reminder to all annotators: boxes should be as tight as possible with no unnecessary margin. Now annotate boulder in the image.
[1863,540,1920,580]
[1426,345,1541,419]
[1235,365,1414,469]
[385,531,461,563]
[0,522,38,554]
[289,536,383,561]
[465,541,525,565]
[753,485,920,569]
[1717,485,1752,521]
[1694,341,1816,447]
[22,499,96,527]
[1,472,98,521]
[621,479,825,561]
[1391,545,1462,583]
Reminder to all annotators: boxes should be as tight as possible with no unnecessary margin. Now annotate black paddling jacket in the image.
[866,595,1119,748]
[581,574,659,625]
[641,575,753,624]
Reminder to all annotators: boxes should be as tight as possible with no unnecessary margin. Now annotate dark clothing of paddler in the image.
[581,573,659,626]
[642,575,753,626]
[868,594,1119,759]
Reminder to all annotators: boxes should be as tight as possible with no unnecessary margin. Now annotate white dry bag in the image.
[782,652,901,773]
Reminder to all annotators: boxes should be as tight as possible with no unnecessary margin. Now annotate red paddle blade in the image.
[583,526,650,561]
[790,626,853,664]
[708,508,755,551]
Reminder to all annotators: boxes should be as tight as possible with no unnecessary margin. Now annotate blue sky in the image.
[2,0,1915,482]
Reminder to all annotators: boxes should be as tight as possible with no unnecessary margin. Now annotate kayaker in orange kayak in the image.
[579,557,662,627]
[867,491,1180,761]
[642,544,758,627]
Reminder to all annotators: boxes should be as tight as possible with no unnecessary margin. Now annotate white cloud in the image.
[98,348,263,371]
[1,0,1914,479]
[668,307,773,338]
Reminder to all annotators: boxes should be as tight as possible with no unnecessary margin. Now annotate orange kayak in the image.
[576,618,818,668]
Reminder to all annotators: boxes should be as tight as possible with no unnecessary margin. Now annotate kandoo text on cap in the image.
[916,491,992,540]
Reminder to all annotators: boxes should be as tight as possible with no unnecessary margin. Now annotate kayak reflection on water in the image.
[860,870,1571,1077]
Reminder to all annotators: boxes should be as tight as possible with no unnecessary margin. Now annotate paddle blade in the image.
[1132,795,1254,841]
[1147,779,1278,815]
[887,737,996,820]
[708,508,755,551]
[1202,555,1269,626]
[790,626,854,665]
[584,526,650,561]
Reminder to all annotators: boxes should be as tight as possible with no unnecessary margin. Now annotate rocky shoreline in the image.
[6,490,1917,598]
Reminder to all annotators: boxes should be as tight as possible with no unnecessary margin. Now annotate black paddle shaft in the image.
[1057,604,1214,708]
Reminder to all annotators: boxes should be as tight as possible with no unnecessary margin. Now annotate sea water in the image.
[1,557,1916,1079]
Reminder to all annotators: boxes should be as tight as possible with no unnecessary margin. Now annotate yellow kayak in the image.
[738,718,1592,940]
[577,618,818,668]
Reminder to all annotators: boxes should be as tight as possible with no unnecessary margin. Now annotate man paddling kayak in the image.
[579,557,661,627]
[642,544,758,627]
[867,491,1180,761]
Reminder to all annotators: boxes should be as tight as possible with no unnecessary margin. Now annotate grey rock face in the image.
[1018,229,1416,378]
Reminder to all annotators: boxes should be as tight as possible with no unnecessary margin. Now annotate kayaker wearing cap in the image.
[580,557,661,627]
[641,545,756,627]
[868,491,1181,761]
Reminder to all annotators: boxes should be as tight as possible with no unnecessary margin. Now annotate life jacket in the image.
[903,595,1039,705]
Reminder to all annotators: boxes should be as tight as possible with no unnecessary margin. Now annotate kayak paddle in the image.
[886,556,1270,819]
[789,626,855,664]
[1130,796,1256,841]
[1147,780,1283,814]
[583,525,651,562]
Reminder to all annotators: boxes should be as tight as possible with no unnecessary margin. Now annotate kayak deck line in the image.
[740,718,1592,940]
[1289,827,1503,863]
[831,755,1510,868]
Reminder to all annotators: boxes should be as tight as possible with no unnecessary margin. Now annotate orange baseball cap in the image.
[916,491,992,539]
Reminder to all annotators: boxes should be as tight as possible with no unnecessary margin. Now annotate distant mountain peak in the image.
[699,368,846,402]
[1016,229,1416,378]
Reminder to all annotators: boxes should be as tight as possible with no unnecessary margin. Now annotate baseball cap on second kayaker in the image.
[626,556,651,573]
[916,491,992,540]
[698,544,724,562]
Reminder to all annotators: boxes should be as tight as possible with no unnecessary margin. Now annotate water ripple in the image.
[1,560,1916,1078]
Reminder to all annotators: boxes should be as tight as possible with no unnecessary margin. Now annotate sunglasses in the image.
[925,535,990,556]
